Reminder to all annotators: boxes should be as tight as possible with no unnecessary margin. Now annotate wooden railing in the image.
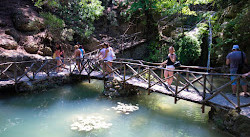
[0,57,249,113]
[103,59,249,113]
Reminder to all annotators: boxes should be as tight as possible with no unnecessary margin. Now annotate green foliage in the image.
[211,1,250,65]
[59,0,104,38]
[176,35,201,65]
[175,23,208,65]
[147,41,162,62]
[33,0,60,9]
[40,12,65,41]
[34,0,104,38]
[61,28,75,41]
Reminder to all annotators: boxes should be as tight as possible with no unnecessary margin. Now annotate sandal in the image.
[244,94,249,97]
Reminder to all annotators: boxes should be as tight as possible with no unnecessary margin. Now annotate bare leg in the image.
[168,71,174,86]
[242,85,247,94]
[107,62,113,76]
[164,70,169,84]
[77,62,80,72]
[56,60,62,72]
[232,85,237,94]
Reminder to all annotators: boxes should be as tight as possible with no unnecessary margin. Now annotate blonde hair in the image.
[74,45,79,49]
[169,46,175,53]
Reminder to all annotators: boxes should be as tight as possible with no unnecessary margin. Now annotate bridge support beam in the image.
[175,73,179,104]
[148,68,151,95]
[202,74,207,113]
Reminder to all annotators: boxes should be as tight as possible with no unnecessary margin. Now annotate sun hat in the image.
[232,45,239,50]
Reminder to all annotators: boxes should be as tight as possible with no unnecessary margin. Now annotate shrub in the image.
[40,12,65,41]
[176,35,201,65]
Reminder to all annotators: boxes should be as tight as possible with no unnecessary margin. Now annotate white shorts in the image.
[165,65,175,70]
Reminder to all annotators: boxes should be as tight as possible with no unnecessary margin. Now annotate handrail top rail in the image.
[0,57,242,77]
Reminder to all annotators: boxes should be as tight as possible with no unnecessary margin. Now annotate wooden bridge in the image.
[0,56,249,117]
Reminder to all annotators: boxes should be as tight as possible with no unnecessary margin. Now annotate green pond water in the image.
[0,79,233,137]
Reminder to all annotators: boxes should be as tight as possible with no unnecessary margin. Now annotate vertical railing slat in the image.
[175,72,179,104]
[202,74,207,113]
[148,68,151,95]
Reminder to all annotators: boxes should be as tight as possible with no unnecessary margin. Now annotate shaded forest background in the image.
[0,0,249,69]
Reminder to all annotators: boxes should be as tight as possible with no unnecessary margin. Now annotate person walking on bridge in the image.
[161,46,177,86]
[73,44,81,72]
[103,42,115,77]
[226,45,248,97]
[54,43,62,72]
[98,43,107,73]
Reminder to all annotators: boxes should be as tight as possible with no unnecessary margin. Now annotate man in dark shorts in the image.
[226,45,248,97]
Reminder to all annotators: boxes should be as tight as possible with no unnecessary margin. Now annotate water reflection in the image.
[0,79,232,137]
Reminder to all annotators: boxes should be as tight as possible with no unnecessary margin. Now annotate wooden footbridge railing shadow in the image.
[0,57,249,116]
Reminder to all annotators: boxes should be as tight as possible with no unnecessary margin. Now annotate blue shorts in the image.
[230,69,246,85]
[55,57,60,60]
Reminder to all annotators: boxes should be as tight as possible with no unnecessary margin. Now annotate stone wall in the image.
[209,106,250,137]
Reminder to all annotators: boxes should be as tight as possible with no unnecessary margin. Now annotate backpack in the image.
[173,55,181,68]
[79,49,84,58]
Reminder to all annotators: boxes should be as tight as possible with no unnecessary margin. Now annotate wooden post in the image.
[186,68,189,91]
[32,61,35,80]
[46,59,49,76]
[161,69,163,79]
[175,73,179,104]
[210,71,214,92]
[202,74,207,113]
[69,59,72,73]
[14,61,18,92]
[103,61,106,90]
[148,68,151,95]
[123,64,126,89]
[88,60,91,83]
[236,77,241,112]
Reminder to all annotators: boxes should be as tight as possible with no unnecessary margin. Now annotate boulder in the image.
[5,28,20,42]
[0,35,18,50]
[40,46,52,56]
[22,36,40,54]
[12,8,44,32]
[84,37,100,51]
[24,43,39,54]
[0,20,7,27]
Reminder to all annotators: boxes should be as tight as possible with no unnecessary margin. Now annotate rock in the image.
[12,8,44,32]
[84,37,100,51]
[5,28,20,42]
[109,88,116,92]
[24,43,39,54]
[0,35,18,50]
[225,5,239,19]
[37,50,43,56]
[41,46,52,56]
[22,36,40,54]
[0,20,7,27]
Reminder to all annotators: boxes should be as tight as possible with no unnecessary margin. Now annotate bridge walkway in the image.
[0,57,249,117]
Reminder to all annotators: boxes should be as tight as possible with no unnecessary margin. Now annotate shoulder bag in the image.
[237,51,249,74]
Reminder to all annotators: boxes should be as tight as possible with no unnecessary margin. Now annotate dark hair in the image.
[79,45,83,49]
[104,42,110,47]
[56,45,62,50]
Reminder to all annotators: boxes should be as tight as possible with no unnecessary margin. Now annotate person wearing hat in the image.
[226,45,248,97]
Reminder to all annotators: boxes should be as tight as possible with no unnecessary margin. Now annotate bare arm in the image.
[160,60,168,66]
[226,59,230,65]
[103,48,109,59]
[242,71,250,78]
